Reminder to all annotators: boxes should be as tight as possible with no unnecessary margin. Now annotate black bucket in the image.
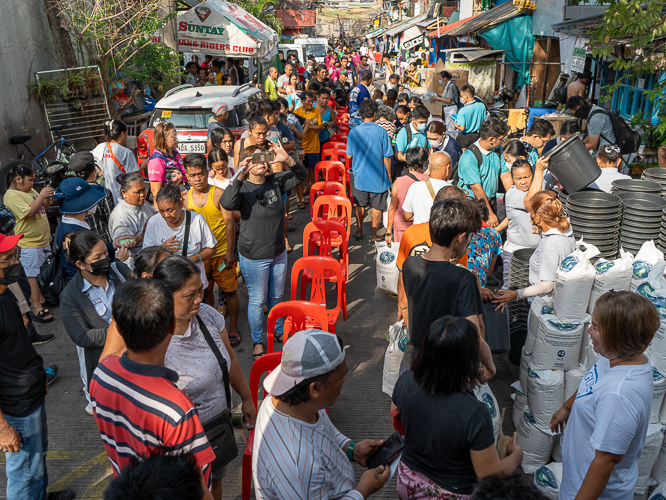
[542,132,602,193]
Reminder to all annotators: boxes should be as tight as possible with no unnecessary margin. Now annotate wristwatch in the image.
[346,442,356,463]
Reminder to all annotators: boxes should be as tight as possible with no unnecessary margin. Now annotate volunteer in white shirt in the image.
[551,291,659,500]
[588,144,630,193]
[92,120,140,203]
[432,71,460,134]
[402,152,451,225]
[493,161,575,308]
[142,184,216,288]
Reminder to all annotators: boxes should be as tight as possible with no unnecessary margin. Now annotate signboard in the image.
[176,2,278,61]
[571,37,589,74]
[403,35,425,50]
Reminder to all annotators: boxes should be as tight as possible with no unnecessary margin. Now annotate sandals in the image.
[352,231,363,241]
[228,331,241,348]
[274,332,283,344]
[297,201,306,209]
[253,342,265,361]
[30,309,54,324]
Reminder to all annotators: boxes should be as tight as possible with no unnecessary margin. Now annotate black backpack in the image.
[588,109,640,155]
[452,143,501,186]
[37,241,68,307]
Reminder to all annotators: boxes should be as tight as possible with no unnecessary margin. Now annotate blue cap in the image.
[59,177,106,215]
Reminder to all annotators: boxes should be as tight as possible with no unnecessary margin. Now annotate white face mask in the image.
[430,137,444,148]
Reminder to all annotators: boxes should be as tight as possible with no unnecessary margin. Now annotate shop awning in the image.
[440,47,505,61]
[427,2,526,37]
[384,13,429,37]
[275,10,316,29]
[176,2,278,62]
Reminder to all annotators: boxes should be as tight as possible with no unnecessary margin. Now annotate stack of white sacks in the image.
[512,239,666,499]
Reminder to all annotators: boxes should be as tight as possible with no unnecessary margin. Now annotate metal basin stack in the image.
[618,192,666,255]
[566,191,622,260]
[507,248,535,365]
[642,168,666,197]
[611,179,662,196]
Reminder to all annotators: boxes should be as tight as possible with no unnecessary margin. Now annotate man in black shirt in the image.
[400,199,495,378]
[0,233,74,500]
[334,70,352,107]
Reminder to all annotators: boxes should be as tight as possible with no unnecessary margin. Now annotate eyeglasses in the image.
[0,248,20,264]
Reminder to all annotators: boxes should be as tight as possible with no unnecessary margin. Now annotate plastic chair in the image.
[312,195,353,237]
[314,161,346,186]
[242,352,282,500]
[309,181,346,219]
[320,150,352,199]
[338,107,348,113]
[291,256,345,333]
[266,301,329,353]
[322,141,347,153]
[337,113,350,121]
[329,134,348,143]
[302,221,349,320]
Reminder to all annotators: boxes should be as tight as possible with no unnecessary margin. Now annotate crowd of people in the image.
[0,53,661,500]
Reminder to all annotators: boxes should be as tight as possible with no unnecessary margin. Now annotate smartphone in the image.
[119,238,134,246]
[230,165,245,184]
[218,261,226,272]
[252,151,275,164]
[366,431,405,469]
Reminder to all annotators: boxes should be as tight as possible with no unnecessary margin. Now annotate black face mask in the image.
[89,257,111,276]
[0,262,23,285]
[574,102,591,119]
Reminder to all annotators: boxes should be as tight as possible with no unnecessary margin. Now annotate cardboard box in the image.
[424,68,468,95]
[403,87,442,118]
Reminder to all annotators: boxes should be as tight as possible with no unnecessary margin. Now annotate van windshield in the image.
[305,44,326,58]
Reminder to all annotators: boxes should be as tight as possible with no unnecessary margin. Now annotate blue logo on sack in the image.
[633,261,652,279]
[547,321,579,332]
[524,410,536,424]
[559,256,579,272]
[535,467,558,489]
[541,306,555,315]
[379,251,395,265]
[595,261,615,274]
[636,283,666,319]
[557,350,566,358]
[481,393,497,418]
[654,368,664,382]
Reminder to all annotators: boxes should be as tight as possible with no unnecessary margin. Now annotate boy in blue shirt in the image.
[394,105,431,163]
[521,118,556,166]
[457,117,511,227]
[455,85,488,148]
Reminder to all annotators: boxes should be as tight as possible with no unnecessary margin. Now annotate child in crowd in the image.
[397,93,410,108]
[208,148,235,189]
[373,89,384,105]
[408,96,422,111]
[468,199,503,287]
[496,160,542,287]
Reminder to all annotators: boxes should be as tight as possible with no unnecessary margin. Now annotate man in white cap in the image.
[207,103,233,151]
[252,330,390,499]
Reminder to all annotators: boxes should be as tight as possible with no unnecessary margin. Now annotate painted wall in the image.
[0,0,60,167]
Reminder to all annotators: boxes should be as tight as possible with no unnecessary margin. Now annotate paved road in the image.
[0,195,519,499]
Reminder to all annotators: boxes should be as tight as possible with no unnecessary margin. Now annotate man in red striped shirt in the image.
[90,279,215,499]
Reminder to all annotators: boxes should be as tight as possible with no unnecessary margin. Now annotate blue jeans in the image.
[239,250,288,344]
[4,401,48,500]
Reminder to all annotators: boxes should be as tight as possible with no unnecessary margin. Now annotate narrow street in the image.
[0,193,518,499]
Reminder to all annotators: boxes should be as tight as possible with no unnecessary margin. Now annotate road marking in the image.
[45,451,111,494]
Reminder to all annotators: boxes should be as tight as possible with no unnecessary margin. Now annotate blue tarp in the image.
[478,15,534,88]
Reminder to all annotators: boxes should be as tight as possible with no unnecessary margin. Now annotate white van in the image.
[278,38,328,65]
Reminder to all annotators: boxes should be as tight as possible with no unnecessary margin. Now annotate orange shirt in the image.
[397,223,467,271]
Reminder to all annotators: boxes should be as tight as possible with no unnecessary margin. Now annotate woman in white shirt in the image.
[142,185,216,288]
[588,145,630,193]
[92,120,140,203]
[154,255,256,500]
[551,291,659,500]
[207,148,235,190]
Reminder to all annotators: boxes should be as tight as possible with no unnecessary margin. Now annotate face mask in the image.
[89,256,111,276]
[0,263,22,285]
[574,103,590,119]
[375,99,383,105]
[430,137,444,148]
[439,80,445,85]
[415,123,426,133]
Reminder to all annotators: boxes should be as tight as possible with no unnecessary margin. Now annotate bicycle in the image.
[0,125,78,195]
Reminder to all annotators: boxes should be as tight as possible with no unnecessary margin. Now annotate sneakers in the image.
[47,488,76,500]
[31,332,55,345]
[45,365,59,385]
[85,402,93,416]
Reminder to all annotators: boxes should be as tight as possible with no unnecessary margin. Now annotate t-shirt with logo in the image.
[294,107,323,154]
[4,189,50,248]
[397,223,467,272]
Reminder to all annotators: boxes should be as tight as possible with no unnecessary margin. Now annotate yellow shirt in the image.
[295,107,323,154]
[4,189,50,248]
[187,187,227,258]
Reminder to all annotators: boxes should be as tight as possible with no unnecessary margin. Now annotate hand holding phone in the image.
[365,432,404,469]
[251,151,275,164]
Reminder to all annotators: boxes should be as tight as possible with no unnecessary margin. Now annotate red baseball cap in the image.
[0,233,23,253]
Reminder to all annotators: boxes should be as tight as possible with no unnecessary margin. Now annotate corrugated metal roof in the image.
[551,14,604,35]
[384,14,429,36]
[440,48,505,61]
[427,2,525,37]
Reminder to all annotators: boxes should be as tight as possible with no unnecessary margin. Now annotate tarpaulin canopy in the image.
[176,2,278,62]
[478,15,534,88]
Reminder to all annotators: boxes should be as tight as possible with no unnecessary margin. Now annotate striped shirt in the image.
[253,397,363,500]
[90,353,215,480]
[375,118,396,139]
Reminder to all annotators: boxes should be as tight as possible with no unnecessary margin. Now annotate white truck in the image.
[278,37,328,65]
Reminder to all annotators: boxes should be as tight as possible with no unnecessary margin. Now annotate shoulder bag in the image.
[196,315,239,468]
[106,143,127,183]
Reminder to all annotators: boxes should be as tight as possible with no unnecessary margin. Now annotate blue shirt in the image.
[82,277,115,325]
[457,141,503,199]
[346,122,393,193]
[315,103,332,142]
[348,84,371,127]
[275,121,295,145]
[395,124,430,154]
[457,100,487,134]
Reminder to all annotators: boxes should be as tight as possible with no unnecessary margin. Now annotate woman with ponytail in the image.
[588,144,630,192]
[92,120,140,203]
[494,157,575,308]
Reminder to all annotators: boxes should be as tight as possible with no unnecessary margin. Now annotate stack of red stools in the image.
[241,106,353,500]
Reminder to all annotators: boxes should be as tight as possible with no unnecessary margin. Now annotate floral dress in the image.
[467,223,502,287]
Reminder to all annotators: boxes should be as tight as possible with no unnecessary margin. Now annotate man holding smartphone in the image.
[253,330,390,499]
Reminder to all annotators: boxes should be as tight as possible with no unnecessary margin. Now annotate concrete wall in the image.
[0,0,61,166]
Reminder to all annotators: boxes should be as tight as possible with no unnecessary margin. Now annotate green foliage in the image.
[235,0,284,35]
[588,0,666,143]
[122,42,181,98]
